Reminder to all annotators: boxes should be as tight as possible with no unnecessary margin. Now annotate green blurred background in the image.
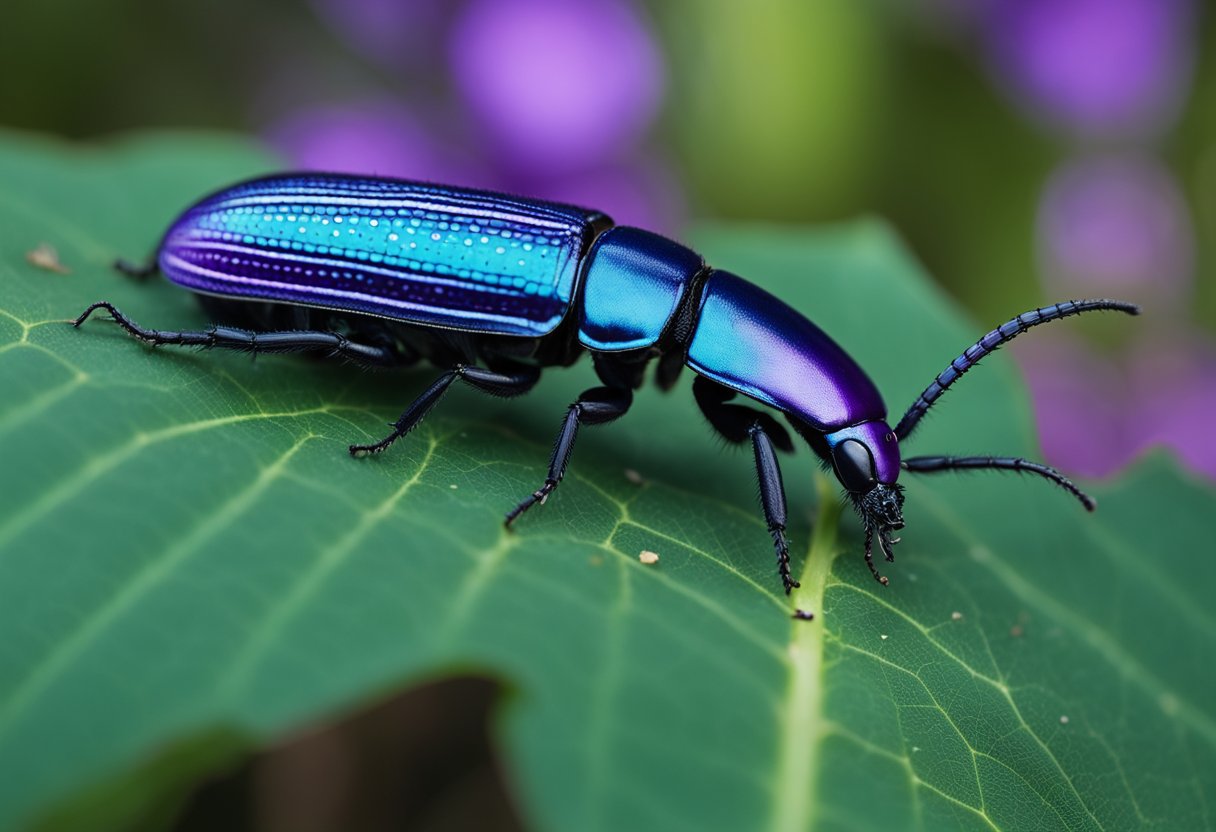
[1,0,1212,473]
[2,2,1214,828]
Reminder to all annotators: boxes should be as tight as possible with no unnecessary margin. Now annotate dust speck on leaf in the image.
[1059,715,1070,724]
[951,611,963,621]
[26,242,71,274]
[639,550,659,565]
[880,634,888,641]
[624,468,645,485]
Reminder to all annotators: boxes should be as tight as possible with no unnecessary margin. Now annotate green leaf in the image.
[1,131,1213,832]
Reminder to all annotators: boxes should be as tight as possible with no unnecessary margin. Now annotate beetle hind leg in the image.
[73,301,396,365]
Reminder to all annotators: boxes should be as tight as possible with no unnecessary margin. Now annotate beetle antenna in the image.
[894,299,1139,442]
[902,454,1097,511]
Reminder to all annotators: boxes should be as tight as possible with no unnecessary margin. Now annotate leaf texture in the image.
[0,131,1212,831]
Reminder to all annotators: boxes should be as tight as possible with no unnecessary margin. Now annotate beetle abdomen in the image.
[158,174,609,337]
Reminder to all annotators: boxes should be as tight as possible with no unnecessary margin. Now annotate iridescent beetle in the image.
[76,174,1139,592]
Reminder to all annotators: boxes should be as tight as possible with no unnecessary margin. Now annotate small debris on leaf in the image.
[1059,715,1070,725]
[26,243,71,274]
[792,609,814,621]
[880,634,889,640]
[951,611,963,621]
[449,484,458,489]
[638,550,659,565]
[624,468,645,485]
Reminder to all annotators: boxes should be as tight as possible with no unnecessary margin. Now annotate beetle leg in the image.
[692,376,793,451]
[113,257,159,280]
[350,364,541,457]
[863,527,889,586]
[902,454,1096,511]
[749,421,800,594]
[692,377,798,592]
[73,301,396,365]
[504,386,632,527]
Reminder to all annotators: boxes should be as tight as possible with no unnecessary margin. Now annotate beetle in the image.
[75,173,1139,593]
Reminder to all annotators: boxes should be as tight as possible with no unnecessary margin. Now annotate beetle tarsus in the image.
[771,528,800,594]
[864,527,889,586]
[504,481,556,527]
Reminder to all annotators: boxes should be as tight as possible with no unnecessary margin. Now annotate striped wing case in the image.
[158,174,608,337]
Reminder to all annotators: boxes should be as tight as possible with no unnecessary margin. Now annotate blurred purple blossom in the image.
[308,0,447,71]
[1128,336,1216,480]
[524,158,683,233]
[1017,334,1130,478]
[1019,331,1216,482]
[449,0,663,173]
[266,0,676,230]
[984,0,1195,137]
[1037,153,1194,306]
[266,99,460,181]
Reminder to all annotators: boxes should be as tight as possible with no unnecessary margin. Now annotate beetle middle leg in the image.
[349,364,541,457]
[692,377,800,593]
[504,385,633,527]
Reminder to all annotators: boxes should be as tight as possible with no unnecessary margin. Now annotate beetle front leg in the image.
[504,386,632,526]
[693,376,798,593]
[749,421,800,594]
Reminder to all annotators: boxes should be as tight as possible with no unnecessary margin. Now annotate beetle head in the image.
[824,421,905,584]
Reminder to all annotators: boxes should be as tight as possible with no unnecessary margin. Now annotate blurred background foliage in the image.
[0,0,1212,480]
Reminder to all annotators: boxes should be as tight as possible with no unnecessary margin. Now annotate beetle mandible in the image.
[75,174,1139,593]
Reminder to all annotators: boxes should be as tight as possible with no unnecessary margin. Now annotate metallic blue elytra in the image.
[577,227,703,351]
[159,173,606,337]
[77,172,1140,600]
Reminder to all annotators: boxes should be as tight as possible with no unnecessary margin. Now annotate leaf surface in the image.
[0,131,1212,831]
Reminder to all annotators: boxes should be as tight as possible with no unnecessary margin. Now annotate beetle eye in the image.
[833,439,877,493]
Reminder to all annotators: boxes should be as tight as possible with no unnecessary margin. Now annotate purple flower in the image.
[1036,153,1194,306]
[1130,335,1216,480]
[449,0,663,173]
[307,0,447,71]
[984,0,1195,137]
[265,98,493,186]
[1018,330,1216,483]
[522,157,682,233]
[1016,334,1132,478]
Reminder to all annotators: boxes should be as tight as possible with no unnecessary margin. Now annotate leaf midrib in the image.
[769,477,840,832]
